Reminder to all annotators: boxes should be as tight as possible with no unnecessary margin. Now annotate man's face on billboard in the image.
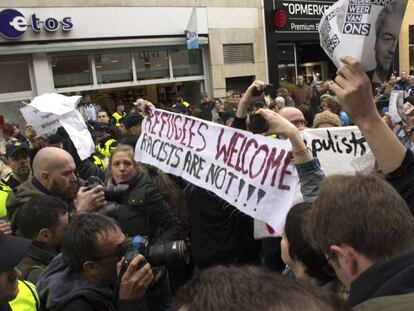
[375,16,400,75]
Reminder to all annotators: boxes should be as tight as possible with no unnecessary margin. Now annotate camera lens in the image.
[147,240,190,266]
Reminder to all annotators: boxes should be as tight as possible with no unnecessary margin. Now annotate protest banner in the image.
[20,106,61,136]
[302,125,375,175]
[319,0,408,84]
[389,90,405,125]
[254,126,375,238]
[20,93,95,160]
[135,109,299,233]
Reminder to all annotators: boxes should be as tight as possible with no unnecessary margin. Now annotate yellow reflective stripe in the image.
[0,182,11,218]
[92,155,107,169]
[9,280,39,311]
[97,139,117,158]
[1,171,12,185]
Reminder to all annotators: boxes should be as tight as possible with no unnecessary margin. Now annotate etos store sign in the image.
[273,0,335,33]
[0,8,73,40]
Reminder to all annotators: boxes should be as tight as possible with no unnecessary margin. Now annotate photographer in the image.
[37,213,153,311]
[105,144,182,310]
[6,147,105,233]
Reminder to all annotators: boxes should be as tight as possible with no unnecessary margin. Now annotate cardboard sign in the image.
[135,109,299,232]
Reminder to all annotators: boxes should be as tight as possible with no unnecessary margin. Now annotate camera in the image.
[249,113,269,134]
[85,176,129,202]
[252,84,276,97]
[120,235,190,269]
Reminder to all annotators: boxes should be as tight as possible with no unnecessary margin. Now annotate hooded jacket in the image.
[37,254,146,311]
[6,178,45,232]
[349,249,414,310]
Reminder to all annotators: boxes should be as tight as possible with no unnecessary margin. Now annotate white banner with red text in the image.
[135,108,299,233]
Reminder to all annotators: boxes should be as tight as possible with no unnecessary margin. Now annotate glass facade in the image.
[135,49,170,80]
[50,47,204,89]
[51,55,92,88]
[95,52,133,84]
[172,48,203,77]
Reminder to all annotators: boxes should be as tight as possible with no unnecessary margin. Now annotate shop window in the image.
[223,44,254,64]
[0,59,31,94]
[95,52,133,84]
[172,48,203,77]
[276,44,296,86]
[135,49,170,80]
[226,76,255,93]
[51,55,92,88]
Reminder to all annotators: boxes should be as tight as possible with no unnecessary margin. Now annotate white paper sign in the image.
[389,90,405,124]
[20,93,95,161]
[302,126,375,175]
[319,0,408,83]
[254,126,375,239]
[135,109,299,232]
[20,106,61,136]
[60,110,96,161]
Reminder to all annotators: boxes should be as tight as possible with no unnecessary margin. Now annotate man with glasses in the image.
[307,56,414,310]
[279,107,307,131]
[37,213,152,311]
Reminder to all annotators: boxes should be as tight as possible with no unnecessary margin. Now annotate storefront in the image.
[264,0,338,86]
[0,7,210,125]
[399,0,414,74]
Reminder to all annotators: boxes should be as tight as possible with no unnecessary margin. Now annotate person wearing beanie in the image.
[312,111,342,128]
[320,95,350,126]
[275,96,285,110]
[121,113,144,148]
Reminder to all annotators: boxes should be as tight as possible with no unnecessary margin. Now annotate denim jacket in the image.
[295,158,325,203]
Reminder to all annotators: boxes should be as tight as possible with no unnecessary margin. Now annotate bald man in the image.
[279,107,307,131]
[6,147,105,233]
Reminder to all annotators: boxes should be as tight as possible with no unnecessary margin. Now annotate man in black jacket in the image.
[37,213,153,311]
[16,195,70,284]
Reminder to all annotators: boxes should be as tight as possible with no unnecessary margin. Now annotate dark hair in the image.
[174,265,350,311]
[307,174,414,262]
[62,213,119,271]
[284,203,334,282]
[17,195,71,239]
[47,134,64,145]
[97,109,110,117]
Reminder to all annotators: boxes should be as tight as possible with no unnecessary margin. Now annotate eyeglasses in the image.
[291,119,306,128]
[92,247,124,262]
[322,252,337,277]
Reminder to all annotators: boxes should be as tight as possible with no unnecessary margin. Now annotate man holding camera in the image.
[6,147,105,232]
[37,213,153,311]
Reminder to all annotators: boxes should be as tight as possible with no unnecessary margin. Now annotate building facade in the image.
[0,0,267,125]
[264,0,337,88]
[399,0,414,74]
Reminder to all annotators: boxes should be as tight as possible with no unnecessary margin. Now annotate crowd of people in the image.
[0,56,414,311]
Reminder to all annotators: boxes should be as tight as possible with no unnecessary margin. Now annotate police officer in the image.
[94,123,118,159]
[172,92,191,114]
[112,102,127,127]
[0,231,39,311]
[0,140,31,218]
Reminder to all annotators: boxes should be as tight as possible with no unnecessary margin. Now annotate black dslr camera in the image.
[120,235,190,270]
[85,176,129,202]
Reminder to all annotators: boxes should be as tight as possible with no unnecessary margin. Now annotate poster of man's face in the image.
[374,0,408,83]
